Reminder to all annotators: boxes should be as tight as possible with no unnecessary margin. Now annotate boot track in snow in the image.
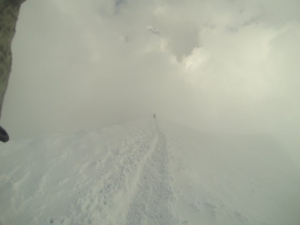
[126,120,176,224]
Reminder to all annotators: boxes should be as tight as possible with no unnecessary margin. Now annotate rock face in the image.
[0,0,26,142]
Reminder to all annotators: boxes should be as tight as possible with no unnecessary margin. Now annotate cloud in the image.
[1,0,299,162]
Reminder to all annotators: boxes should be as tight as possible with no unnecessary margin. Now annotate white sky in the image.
[2,0,300,160]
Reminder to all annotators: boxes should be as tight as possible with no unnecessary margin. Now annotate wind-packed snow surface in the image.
[0,118,300,225]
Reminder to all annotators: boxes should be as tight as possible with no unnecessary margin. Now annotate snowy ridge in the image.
[0,117,300,225]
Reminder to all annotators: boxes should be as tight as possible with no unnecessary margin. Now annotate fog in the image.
[2,0,299,164]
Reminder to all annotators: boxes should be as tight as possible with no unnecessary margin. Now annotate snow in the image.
[0,117,299,225]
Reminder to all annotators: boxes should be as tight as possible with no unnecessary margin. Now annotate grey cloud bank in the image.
[2,0,300,163]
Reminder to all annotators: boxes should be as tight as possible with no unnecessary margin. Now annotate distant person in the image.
[153,114,156,119]
[0,0,27,142]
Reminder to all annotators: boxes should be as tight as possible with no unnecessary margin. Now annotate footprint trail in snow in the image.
[126,121,176,224]
[63,119,178,224]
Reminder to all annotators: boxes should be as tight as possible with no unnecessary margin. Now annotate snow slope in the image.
[0,117,299,225]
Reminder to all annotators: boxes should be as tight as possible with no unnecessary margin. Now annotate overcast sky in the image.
[2,0,300,161]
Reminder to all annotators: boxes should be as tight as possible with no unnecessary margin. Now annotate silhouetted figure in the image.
[153,114,156,119]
